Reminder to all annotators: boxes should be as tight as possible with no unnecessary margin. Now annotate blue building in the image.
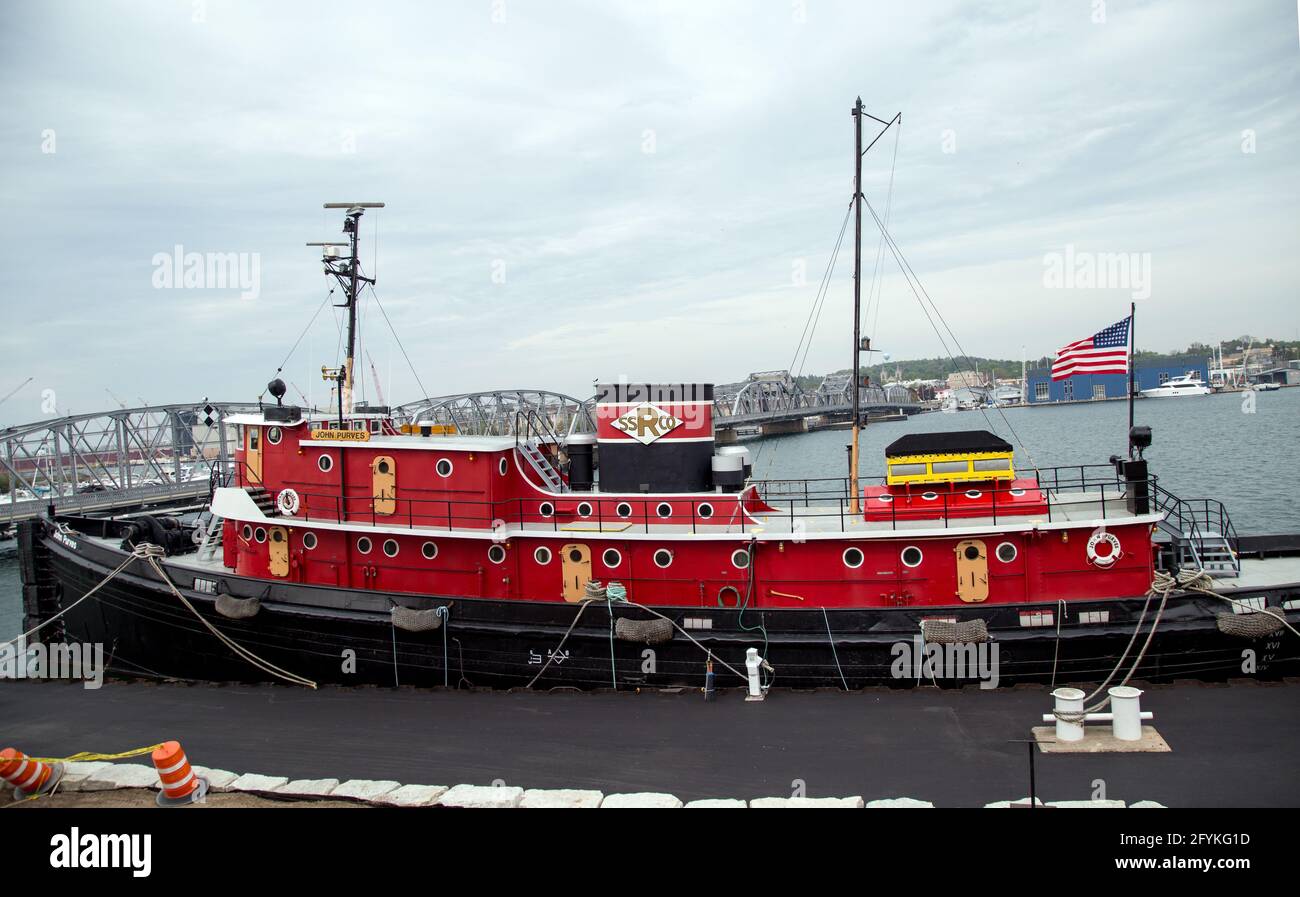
[1026,356,1210,404]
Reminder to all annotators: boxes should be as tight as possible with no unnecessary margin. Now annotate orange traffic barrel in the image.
[151,741,208,807]
[0,747,64,798]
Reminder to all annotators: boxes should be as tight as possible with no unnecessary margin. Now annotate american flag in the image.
[1051,316,1131,381]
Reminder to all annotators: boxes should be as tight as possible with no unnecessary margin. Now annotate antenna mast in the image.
[312,202,385,418]
[846,100,900,515]
[850,97,864,514]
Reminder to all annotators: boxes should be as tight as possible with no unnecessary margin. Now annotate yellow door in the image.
[246,426,262,485]
[371,455,396,516]
[561,543,592,603]
[268,526,289,577]
[954,539,988,603]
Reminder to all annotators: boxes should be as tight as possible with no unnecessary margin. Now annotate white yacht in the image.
[1139,373,1211,398]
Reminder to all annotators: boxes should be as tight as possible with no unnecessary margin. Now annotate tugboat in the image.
[19,104,1300,691]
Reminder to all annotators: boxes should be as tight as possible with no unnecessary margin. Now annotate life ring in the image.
[276,488,300,516]
[1086,531,1121,567]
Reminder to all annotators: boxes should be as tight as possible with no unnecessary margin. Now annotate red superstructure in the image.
[212,390,1159,613]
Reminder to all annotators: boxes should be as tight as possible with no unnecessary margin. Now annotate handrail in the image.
[220,459,1157,537]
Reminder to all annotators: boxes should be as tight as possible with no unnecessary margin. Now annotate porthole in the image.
[421,541,438,560]
[376,459,391,475]
[271,529,284,543]
[539,501,555,518]
[901,546,923,568]
[602,548,622,568]
[357,536,372,555]
[877,494,894,503]
[383,539,399,558]
[921,492,938,502]
[302,531,318,550]
[965,490,982,500]
[577,502,593,518]
[317,454,334,473]
[697,503,714,519]
[254,527,267,544]
[266,426,282,445]
[731,548,750,569]
[842,547,864,569]
[487,544,506,564]
[656,502,673,519]
[963,544,980,561]
[498,458,508,476]
[616,502,633,519]
[436,458,453,478]
[653,548,674,569]
[1009,488,1026,497]
[534,546,552,565]
[995,541,1018,563]
[241,524,253,541]
[571,548,585,563]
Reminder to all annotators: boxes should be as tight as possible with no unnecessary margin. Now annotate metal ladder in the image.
[518,440,566,493]
[195,512,225,561]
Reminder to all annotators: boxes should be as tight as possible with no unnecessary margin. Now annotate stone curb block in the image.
[750,796,865,808]
[437,784,524,808]
[984,796,1045,808]
[1129,800,1167,808]
[1047,800,1127,808]
[58,761,112,792]
[81,763,159,792]
[866,798,934,808]
[228,773,290,793]
[520,788,604,809]
[191,766,240,792]
[274,778,342,798]
[377,784,449,807]
[600,793,684,808]
[332,779,401,801]
[684,798,748,808]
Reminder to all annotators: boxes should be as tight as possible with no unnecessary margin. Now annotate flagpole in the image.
[1127,300,1136,457]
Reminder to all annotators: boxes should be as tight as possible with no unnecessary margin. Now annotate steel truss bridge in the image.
[713,370,924,431]
[1,375,923,525]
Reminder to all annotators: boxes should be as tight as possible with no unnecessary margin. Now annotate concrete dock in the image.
[3,678,1297,807]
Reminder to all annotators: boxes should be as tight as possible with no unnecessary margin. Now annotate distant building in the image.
[1025,355,1210,404]
[946,370,984,390]
[1256,367,1300,386]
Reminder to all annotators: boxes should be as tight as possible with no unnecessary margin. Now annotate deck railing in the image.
[221,459,1165,536]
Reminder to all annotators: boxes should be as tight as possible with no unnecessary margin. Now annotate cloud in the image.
[0,0,1296,424]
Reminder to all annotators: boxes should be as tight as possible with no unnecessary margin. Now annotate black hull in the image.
[35,525,1300,690]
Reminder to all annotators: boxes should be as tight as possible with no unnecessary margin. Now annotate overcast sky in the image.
[1,0,1297,424]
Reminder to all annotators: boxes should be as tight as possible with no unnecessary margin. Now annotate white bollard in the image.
[1108,686,1144,741]
[745,648,765,701]
[1051,687,1086,742]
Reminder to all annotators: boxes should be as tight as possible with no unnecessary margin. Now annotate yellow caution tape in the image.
[27,743,166,764]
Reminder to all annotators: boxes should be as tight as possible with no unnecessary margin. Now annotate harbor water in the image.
[2,388,1296,640]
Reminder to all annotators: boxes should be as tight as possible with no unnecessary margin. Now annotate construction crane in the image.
[366,351,386,406]
[0,377,33,410]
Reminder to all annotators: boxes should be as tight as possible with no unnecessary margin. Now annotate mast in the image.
[1127,300,1136,456]
[850,97,864,514]
[315,203,384,418]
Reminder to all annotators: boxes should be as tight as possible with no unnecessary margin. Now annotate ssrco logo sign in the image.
[50,828,151,878]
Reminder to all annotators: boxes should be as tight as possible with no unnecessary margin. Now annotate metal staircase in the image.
[1153,485,1240,578]
[518,440,567,493]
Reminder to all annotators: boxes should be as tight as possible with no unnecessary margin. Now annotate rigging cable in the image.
[365,282,431,402]
[861,195,1039,471]
[259,287,335,402]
